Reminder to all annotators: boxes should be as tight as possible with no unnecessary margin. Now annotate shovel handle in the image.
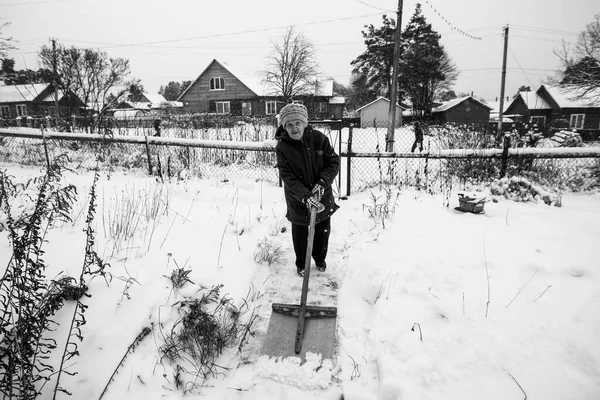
[295,205,318,354]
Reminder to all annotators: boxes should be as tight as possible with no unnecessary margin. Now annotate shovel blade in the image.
[262,309,336,361]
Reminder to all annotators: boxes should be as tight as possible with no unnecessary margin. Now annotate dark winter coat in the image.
[414,122,423,141]
[275,125,340,226]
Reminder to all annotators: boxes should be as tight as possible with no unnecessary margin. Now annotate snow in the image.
[1,162,600,399]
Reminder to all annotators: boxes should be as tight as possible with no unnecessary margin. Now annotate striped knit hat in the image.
[279,103,308,127]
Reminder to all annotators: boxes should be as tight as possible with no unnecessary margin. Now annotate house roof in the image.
[142,93,167,105]
[432,96,492,113]
[355,96,406,112]
[541,84,600,108]
[0,83,50,103]
[41,90,67,102]
[485,100,510,114]
[515,91,552,110]
[178,58,334,100]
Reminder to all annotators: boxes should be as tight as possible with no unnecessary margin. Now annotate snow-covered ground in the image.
[1,162,599,399]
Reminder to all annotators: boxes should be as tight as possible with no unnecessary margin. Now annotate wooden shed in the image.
[431,96,491,124]
[356,97,405,128]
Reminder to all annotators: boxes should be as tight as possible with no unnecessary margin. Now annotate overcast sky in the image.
[1,0,597,101]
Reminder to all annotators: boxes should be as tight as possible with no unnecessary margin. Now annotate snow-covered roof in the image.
[0,83,49,103]
[432,96,492,113]
[143,93,167,105]
[516,91,551,110]
[484,100,510,114]
[41,90,67,103]
[542,85,600,108]
[355,97,405,112]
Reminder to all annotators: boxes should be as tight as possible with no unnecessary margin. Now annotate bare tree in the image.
[0,22,17,59]
[555,13,600,100]
[262,26,320,102]
[39,41,132,117]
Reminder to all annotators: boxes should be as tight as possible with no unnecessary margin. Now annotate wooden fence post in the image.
[145,135,153,175]
[337,120,342,196]
[500,133,511,177]
[347,124,353,197]
[41,126,50,170]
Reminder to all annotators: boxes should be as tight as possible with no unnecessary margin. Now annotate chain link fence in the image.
[344,122,600,194]
[1,119,599,196]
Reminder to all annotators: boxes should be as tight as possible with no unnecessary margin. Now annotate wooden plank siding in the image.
[432,97,491,124]
[180,61,257,114]
[179,59,341,119]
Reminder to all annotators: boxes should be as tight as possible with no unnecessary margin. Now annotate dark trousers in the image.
[411,139,423,152]
[291,217,331,269]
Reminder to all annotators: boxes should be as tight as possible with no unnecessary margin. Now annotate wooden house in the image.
[355,97,407,128]
[0,83,84,119]
[177,59,342,120]
[505,85,600,139]
[431,96,491,124]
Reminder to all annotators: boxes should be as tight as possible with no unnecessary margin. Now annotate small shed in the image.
[356,97,405,128]
[113,109,146,119]
[431,96,491,124]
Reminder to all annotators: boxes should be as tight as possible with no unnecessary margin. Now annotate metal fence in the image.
[1,122,599,196]
[344,122,600,194]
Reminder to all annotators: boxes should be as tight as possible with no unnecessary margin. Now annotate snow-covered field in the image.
[1,162,599,399]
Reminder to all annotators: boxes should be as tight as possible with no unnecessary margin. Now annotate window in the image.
[318,102,328,113]
[0,106,9,118]
[266,101,277,115]
[16,104,27,117]
[216,101,230,114]
[570,114,585,129]
[242,102,252,116]
[210,77,225,91]
[530,116,546,126]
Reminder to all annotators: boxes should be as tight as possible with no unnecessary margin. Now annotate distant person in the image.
[275,103,340,277]
[153,118,161,137]
[411,121,424,153]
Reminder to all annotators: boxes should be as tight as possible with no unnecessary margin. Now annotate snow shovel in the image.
[262,204,337,361]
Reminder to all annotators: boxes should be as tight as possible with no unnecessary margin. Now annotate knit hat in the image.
[279,103,308,127]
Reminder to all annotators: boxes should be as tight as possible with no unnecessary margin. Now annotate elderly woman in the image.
[275,103,340,277]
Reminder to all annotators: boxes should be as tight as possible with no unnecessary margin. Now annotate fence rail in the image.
[1,126,599,196]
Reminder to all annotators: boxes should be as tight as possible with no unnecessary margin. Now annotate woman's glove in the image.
[311,181,325,201]
[304,196,325,213]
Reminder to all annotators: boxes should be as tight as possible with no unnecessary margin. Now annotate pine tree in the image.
[350,5,457,118]
[351,15,397,98]
[399,4,457,119]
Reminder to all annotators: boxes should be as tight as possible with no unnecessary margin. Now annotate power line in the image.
[509,45,536,89]
[354,0,394,12]
[96,13,386,50]
[422,0,482,40]
[511,24,578,36]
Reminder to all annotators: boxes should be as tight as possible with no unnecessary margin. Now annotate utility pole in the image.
[51,38,59,126]
[497,25,509,138]
[386,0,403,152]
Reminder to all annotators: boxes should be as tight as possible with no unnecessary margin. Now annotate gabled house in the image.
[0,83,84,119]
[177,59,343,120]
[505,85,600,137]
[431,96,491,124]
[355,97,407,128]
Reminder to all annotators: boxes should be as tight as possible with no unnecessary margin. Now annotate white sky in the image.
[1,0,598,101]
